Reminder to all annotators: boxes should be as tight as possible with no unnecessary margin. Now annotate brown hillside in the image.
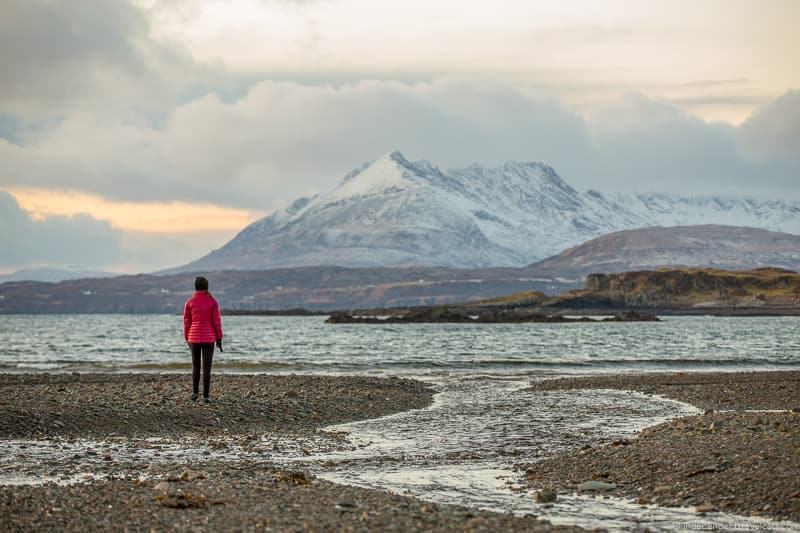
[530,225,800,276]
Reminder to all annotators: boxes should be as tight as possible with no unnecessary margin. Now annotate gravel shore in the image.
[526,371,800,411]
[524,371,800,523]
[0,463,579,532]
[4,371,798,530]
[0,373,433,438]
[0,373,580,532]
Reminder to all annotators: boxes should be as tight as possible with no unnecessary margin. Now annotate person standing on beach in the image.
[183,276,223,403]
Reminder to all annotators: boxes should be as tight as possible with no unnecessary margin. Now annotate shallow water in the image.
[301,378,798,531]
[1,315,799,373]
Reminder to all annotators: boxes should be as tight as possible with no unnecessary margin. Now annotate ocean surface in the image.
[2,314,799,531]
[1,314,798,374]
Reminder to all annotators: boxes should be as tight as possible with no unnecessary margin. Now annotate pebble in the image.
[535,487,557,503]
[695,503,717,513]
[577,481,617,491]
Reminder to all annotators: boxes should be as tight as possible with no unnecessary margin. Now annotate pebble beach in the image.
[1,371,799,530]
[0,373,578,532]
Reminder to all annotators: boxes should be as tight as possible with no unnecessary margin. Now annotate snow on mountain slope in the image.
[175,151,800,271]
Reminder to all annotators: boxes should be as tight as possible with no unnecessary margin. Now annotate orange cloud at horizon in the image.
[4,187,263,234]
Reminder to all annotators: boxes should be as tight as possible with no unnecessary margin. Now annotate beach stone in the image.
[696,503,717,513]
[153,481,171,493]
[535,487,557,503]
[335,500,356,511]
[180,469,205,482]
[578,481,617,491]
[654,485,672,494]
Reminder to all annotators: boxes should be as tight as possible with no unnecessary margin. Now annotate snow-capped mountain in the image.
[176,151,800,271]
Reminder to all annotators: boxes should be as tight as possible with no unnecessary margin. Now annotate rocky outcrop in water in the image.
[325,309,659,324]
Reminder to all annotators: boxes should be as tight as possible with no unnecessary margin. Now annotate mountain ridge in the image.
[168,151,800,273]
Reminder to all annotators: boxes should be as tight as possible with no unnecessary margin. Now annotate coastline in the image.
[2,371,799,530]
[0,373,579,532]
[524,371,800,523]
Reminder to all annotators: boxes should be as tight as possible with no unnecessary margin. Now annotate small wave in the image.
[309,358,800,369]
[2,357,798,373]
[126,361,299,371]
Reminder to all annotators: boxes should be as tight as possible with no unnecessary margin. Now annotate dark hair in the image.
[194,276,209,291]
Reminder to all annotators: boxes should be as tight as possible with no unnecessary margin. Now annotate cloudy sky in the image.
[1,0,798,273]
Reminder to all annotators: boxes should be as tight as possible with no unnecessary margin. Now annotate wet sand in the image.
[524,371,800,523]
[0,374,579,532]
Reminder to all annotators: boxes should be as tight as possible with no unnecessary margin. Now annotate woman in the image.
[183,276,223,402]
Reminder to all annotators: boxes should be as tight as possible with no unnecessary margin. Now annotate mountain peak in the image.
[173,152,800,273]
[386,149,409,164]
[500,161,575,192]
[320,150,423,203]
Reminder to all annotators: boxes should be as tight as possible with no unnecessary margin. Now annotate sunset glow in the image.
[4,188,261,233]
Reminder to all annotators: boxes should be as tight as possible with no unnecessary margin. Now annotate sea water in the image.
[1,315,799,531]
[1,315,798,373]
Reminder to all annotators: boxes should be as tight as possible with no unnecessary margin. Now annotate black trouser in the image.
[191,343,215,398]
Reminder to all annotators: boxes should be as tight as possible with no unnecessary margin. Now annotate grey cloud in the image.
[117,230,240,273]
[116,84,800,203]
[737,90,800,161]
[0,0,214,121]
[0,191,122,269]
[666,95,766,106]
[2,81,799,216]
[659,79,750,89]
[580,95,745,191]
[0,79,590,210]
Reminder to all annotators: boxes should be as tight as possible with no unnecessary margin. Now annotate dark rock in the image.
[327,308,659,324]
[535,488,557,503]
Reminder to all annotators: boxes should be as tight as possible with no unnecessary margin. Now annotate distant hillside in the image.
[317,267,800,319]
[548,267,800,312]
[0,266,576,314]
[0,268,117,284]
[3,264,799,315]
[530,225,800,277]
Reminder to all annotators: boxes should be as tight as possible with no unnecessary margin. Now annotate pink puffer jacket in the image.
[183,291,223,344]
